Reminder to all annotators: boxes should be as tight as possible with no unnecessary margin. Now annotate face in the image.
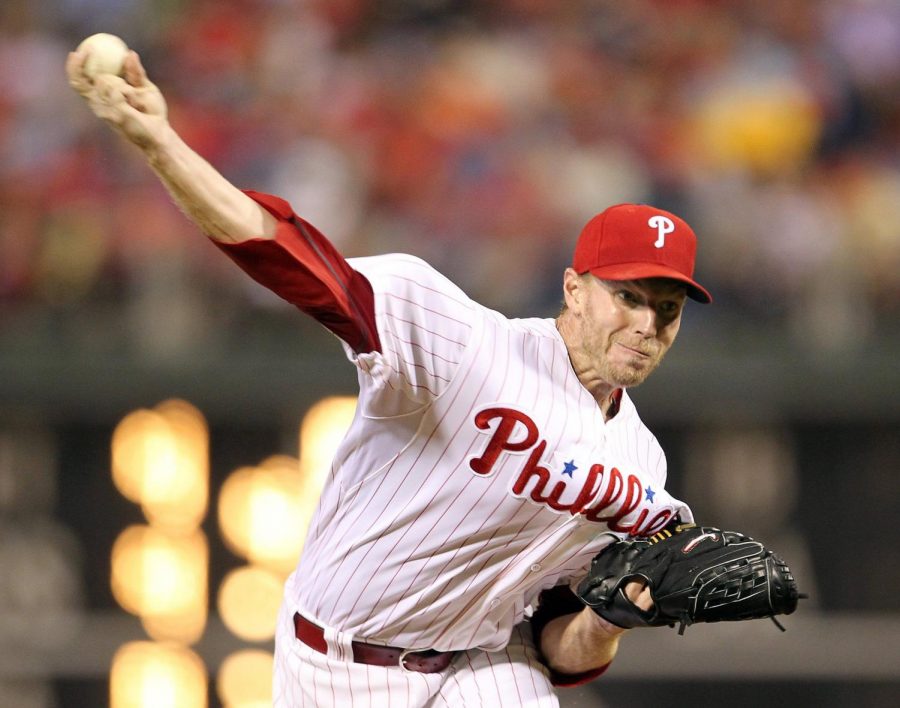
[561,272,687,389]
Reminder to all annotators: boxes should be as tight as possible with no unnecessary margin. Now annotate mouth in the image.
[615,342,653,359]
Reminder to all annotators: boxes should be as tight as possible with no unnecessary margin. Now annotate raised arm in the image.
[66,47,275,244]
[67,45,379,353]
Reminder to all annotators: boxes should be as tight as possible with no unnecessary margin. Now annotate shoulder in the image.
[506,316,564,339]
[348,254,451,288]
[348,254,474,308]
[348,255,483,355]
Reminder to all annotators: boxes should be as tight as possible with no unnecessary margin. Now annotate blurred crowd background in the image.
[1,0,899,706]
[4,0,900,343]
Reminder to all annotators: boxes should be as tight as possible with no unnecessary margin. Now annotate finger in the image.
[94,73,130,101]
[90,84,146,129]
[66,50,94,94]
[123,87,152,114]
[90,75,133,119]
[67,48,87,71]
[623,579,645,601]
[635,586,654,611]
[123,50,148,87]
[624,579,653,610]
[103,78,152,116]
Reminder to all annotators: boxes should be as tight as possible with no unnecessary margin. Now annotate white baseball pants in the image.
[272,603,560,707]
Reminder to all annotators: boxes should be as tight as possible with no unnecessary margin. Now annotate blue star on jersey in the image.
[562,460,578,477]
[645,486,655,502]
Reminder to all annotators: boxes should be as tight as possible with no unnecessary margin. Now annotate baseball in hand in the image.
[77,33,129,78]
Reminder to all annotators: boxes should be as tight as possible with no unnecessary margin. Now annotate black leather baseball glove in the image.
[576,524,802,634]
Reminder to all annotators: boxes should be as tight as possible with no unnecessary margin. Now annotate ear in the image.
[562,268,585,311]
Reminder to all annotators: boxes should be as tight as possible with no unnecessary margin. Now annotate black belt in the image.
[293,613,457,674]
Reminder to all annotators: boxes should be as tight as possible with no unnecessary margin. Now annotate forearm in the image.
[539,607,625,675]
[68,44,377,351]
[68,46,276,245]
[144,125,277,243]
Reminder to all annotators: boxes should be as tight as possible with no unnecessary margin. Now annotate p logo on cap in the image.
[572,204,712,303]
[648,215,675,248]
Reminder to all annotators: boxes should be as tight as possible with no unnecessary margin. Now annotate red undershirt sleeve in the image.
[530,585,612,687]
[210,190,381,354]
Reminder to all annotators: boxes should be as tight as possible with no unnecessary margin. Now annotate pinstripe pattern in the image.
[273,602,558,708]
[287,254,691,651]
[430,623,558,707]
[275,253,692,703]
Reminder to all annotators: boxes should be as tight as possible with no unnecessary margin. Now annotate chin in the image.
[607,362,658,388]
[613,374,649,388]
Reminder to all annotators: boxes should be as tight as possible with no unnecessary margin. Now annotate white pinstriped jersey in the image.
[288,253,693,653]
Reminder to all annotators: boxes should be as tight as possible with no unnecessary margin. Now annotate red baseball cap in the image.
[572,203,712,303]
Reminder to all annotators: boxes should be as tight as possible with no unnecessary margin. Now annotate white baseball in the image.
[77,33,129,78]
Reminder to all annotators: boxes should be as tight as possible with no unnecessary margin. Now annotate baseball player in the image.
[67,45,799,707]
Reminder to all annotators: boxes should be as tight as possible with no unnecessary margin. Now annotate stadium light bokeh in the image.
[108,395,357,706]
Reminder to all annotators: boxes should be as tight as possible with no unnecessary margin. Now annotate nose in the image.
[633,305,658,337]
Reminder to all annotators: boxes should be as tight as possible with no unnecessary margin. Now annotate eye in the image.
[657,301,682,318]
[617,289,640,305]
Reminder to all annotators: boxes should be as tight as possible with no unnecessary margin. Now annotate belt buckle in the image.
[398,647,418,673]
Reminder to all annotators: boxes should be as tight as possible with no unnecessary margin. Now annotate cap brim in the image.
[585,263,713,303]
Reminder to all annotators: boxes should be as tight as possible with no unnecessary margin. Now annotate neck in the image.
[556,314,621,418]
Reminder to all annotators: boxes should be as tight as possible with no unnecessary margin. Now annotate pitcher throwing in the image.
[67,42,800,708]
